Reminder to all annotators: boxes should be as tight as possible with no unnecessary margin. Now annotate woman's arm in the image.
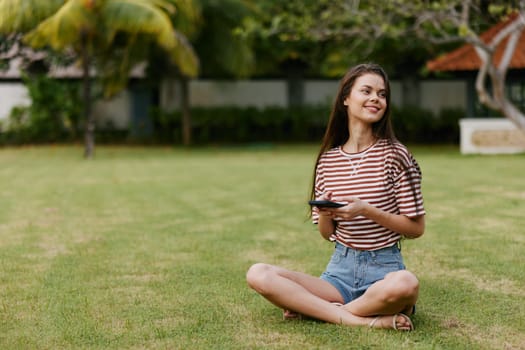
[362,205,425,238]
[317,212,336,240]
[333,197,425,238]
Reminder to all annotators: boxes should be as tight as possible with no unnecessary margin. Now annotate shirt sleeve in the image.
[391,150,425,217]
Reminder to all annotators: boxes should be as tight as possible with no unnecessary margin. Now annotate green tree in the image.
[238,0,434,110]
[150,0,255,146]
[187,0,255,144]
[243,0,436,108]
[414,0,525,129]
[0,0,199,157]
[250,0,525,130]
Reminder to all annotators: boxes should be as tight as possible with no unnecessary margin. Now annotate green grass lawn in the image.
[0,145,524,349]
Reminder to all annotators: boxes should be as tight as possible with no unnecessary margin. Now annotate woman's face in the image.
[343,73,387,124]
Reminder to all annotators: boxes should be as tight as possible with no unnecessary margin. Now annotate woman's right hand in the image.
[317,191,335,218]
[316,192,337,239]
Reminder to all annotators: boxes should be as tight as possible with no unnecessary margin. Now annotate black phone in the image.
[308,200,345,208]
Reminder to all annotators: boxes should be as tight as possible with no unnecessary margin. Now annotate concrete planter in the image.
[459,118,525,154]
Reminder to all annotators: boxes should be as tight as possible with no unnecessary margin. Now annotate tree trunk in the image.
[81,31,95,158]
[401,75,420,107]
[282,59,307,107]
[470,15,525,130]
[474,33,525,130]
[180,77,191,146]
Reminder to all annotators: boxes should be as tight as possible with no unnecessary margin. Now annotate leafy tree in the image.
[241,0,435,108]
[0,0,199,157]
[5,74,82,143]
[415,0,525,129]
[250,0,525,130]
[239,1,343,107]
[184,0,255,144]
[150,0,255,146]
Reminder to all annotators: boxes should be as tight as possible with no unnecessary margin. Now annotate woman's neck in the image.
[343,132,376,153]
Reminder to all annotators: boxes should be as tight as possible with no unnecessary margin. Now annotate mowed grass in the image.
[0,145,524,349]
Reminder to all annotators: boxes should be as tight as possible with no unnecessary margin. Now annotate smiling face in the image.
[343,73,387,125]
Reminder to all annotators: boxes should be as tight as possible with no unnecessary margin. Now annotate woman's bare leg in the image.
[341,270,419,329]
[246,263,413,329]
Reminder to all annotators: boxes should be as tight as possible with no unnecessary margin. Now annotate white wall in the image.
[420,81,467,114]
[1,79,468,129]
[0,82,130,130]
[189,80,288,108]
[303,80,339,105]
[390,81,403,108]
[159,79,441,111]
[92,91,131,129]
[0,83,30,121]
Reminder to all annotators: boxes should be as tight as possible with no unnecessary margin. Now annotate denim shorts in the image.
[320,242,406,304]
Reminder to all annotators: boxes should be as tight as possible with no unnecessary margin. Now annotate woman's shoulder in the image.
[377,138,408,150]
[377,139,412,155]
[317,147,346,168]
[376,139,417,168]
[320,146,342,158]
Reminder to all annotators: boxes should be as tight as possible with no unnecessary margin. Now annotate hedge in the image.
[1,104,463,145]
[150,105,463,145]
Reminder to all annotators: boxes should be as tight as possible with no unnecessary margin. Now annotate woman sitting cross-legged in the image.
[246,63,425,331]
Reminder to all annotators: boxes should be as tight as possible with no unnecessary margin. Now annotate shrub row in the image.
[392,105,461,144]
[1,103,463,145]
[0,75,83,144]
[150,105,463,145]
[149,105,330,144]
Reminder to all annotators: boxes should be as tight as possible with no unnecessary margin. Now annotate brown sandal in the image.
[369,313,414,331]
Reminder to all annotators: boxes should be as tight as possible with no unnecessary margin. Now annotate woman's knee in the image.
[385,270,419,299]
[246,263,275,293]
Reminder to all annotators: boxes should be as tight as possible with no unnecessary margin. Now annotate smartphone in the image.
[308,200,345,208]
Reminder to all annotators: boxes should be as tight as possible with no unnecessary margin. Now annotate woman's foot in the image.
[283,309,304,320]
[369,313,414,331]
[283,302,344,320]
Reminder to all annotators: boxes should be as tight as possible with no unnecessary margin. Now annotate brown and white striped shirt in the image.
[312,139,425,250]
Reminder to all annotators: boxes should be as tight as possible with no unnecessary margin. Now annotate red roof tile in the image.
[427,13,525,71]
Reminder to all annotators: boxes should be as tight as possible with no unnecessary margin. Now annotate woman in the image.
[246,63,425,331]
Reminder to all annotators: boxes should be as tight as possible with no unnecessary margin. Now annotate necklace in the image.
[348,154,366,177]
[343,139,375,177]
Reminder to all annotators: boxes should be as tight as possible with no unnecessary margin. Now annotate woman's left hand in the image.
[332,197,425,238]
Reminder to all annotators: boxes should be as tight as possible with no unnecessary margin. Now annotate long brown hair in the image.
[309,63,398,201]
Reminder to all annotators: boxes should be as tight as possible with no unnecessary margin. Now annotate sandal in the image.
[369,313,414,331]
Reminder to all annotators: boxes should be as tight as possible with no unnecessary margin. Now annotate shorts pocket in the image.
[367,249,405,282]
[326,250,343,266]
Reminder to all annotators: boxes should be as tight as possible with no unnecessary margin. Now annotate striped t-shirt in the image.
[312,139,425,250]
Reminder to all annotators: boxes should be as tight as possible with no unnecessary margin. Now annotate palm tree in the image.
[177,0,255,146]
[0,0,199,157]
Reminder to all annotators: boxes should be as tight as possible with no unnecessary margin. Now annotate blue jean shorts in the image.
[320,242,406,304]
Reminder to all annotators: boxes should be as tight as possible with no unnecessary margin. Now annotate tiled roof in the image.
[427,13,525,71]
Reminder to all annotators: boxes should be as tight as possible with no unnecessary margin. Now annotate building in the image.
[427,13,525,154]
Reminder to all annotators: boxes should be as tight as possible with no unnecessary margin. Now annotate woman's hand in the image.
[316,192,337,239]
[332,197,368,220]
[317,191,336,219]
[332,196,425,238]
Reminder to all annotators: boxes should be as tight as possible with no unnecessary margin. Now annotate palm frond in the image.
[24,0,95,50]
[103,0,199,77]
[168,0,202,37]
[0,0,64,33]
[103,0,177,48]
[171,30,199,77]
